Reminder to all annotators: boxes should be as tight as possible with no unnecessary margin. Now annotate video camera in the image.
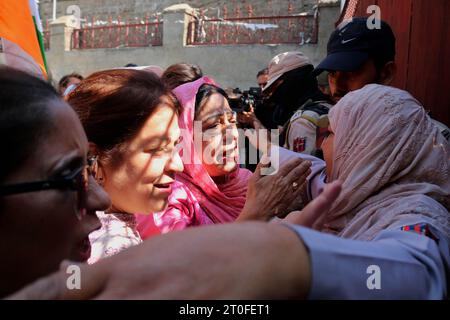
[227,87,264,113]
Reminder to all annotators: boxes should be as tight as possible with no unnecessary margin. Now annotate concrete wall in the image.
[1,2,340,90]
[39,0,323,21]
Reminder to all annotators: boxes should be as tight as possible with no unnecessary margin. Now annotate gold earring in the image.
[89,155,105,186]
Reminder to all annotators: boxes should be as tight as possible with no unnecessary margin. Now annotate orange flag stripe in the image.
[0,0,46,76]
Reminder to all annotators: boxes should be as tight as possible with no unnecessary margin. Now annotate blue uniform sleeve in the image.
[286,224,449,299]
[272,145,327,200]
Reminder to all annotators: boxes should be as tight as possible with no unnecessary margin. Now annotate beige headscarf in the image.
[321,84,450,240]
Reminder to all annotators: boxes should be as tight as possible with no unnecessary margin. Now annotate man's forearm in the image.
[8,222,312,299]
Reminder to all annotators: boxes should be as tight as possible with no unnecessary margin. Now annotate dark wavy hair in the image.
[194,84,229,118]
[0,66,59,182]
[162,63,203,90]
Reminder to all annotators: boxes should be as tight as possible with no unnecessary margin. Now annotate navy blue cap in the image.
[314,17,395,75]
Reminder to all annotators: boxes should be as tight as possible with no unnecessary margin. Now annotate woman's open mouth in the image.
[153,182,173,194]
[220,147,237,162]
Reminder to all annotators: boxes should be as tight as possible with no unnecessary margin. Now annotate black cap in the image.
[314,17,395,75]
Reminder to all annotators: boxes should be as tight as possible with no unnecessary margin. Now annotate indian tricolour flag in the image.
[0,0,48,79]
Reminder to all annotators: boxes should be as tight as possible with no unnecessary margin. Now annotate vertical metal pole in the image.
[52,0,57,21]
[216,7,220,45]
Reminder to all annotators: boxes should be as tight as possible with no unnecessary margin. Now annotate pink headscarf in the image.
[320,84,450,240]
[137,77,252,238]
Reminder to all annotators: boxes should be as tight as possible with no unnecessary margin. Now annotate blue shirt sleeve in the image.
[272,146,327,200]
[285,224,450,299]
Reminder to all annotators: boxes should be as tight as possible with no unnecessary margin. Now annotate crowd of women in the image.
[1,41,449,298]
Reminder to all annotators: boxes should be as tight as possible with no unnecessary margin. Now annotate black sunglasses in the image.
[0,165,90,220]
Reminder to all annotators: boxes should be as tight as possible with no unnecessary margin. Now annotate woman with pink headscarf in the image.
[282,84,450,299]
[137,77,309,237]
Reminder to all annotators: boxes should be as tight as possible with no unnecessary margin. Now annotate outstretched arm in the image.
[7,179,342,300]
[7,222,312,299]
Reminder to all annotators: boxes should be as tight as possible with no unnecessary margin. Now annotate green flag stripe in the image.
[32,16,48,74]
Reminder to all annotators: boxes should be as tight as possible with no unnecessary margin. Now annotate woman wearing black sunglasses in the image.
[0,66,110,297]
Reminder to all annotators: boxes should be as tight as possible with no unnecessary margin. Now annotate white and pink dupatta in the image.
[319,84,450,240]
